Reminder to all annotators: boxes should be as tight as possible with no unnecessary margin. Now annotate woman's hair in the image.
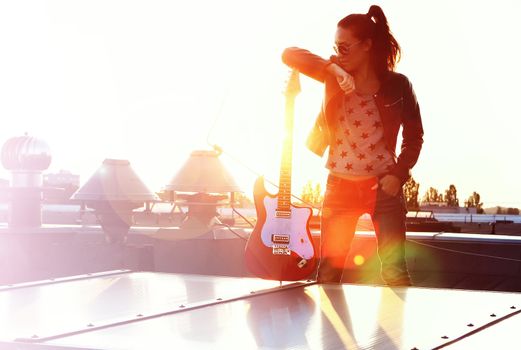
[337,5,401,75]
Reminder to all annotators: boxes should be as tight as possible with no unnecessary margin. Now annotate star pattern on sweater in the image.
[327,92,394,177]
[359,100,369,108]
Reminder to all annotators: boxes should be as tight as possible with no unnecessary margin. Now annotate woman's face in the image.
[334,27,371,73]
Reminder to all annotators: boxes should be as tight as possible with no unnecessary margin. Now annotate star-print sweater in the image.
[326,91,394,176]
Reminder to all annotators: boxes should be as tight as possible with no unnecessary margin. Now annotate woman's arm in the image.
[282,47,355,92]
[282,47,330,82]
[390,77,424,185]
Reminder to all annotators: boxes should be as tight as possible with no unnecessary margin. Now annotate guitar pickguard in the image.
[260,196,314,260]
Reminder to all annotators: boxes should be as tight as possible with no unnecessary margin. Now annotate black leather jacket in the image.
[282,47,424,185]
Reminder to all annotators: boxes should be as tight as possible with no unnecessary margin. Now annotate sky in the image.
[0,0,520,208]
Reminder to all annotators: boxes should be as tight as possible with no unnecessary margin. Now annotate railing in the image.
[434,213,521,224]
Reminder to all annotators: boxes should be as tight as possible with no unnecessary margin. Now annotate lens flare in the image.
[354,255,365,266]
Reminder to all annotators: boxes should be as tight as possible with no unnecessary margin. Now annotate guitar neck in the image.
[277,97,295,213]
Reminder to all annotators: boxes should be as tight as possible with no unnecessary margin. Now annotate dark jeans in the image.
[317,174,411,286]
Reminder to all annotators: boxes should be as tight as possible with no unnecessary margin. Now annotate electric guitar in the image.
[244,69,317,281]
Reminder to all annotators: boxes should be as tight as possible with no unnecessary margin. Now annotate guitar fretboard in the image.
[277,96,295,215]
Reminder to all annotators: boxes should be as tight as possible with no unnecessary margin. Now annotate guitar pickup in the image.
[272,245,291,256]
[275,211,291,218]
[272,234,290,244]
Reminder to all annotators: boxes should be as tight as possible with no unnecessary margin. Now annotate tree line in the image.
[403,178,484,213]
[299,178,519,215]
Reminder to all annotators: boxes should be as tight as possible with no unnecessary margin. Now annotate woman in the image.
[282,5,424,285]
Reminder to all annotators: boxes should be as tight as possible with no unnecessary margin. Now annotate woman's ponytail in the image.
[338,5,401,74]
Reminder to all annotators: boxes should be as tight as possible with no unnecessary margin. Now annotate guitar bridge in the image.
[272,245,291,255]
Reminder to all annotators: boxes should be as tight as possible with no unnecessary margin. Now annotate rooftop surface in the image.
[1,271,520,349]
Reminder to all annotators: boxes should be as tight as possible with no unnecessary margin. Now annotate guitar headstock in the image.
[284,69,301,98]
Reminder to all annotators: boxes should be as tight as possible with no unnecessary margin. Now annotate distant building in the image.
[420,202,477,214]
[43,170,80,203]
[43,170,80,188]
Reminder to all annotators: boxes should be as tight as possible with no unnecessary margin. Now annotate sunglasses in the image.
[333,41,362,55]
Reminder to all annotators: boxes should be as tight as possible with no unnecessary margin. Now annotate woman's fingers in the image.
[337,74,354,92]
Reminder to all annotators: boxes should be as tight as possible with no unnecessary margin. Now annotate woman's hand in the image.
[374,175,402,197]
[326,63,355,93]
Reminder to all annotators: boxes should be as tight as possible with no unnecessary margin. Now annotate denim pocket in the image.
[375,187,407,215]
[377,187,397,198]
[324,176,356,210]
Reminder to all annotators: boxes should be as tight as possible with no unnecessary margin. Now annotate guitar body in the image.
[244,176,317,281]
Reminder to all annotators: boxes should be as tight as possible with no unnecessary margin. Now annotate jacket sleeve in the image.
[282,47,332,83]
[388,77,424,185]
[305,112,329,157]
